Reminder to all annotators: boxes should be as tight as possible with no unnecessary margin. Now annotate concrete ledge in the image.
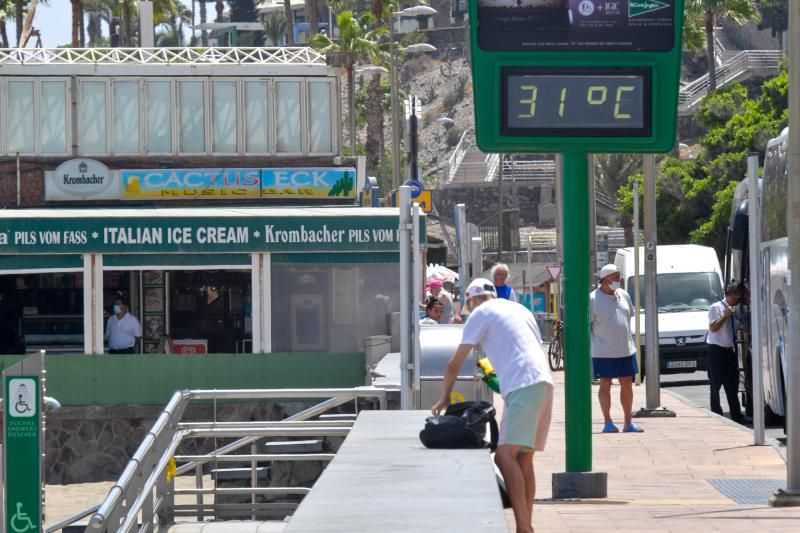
[552,471,608,499]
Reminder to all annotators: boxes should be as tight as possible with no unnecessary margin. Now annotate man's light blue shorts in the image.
[499,382,554,452]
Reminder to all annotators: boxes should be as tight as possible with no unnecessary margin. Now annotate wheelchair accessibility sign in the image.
[8,379,36,417]
[4,375,41,533]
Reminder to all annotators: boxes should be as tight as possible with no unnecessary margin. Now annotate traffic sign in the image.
[5,376,40,533]
[546,265,561,282]
[416,191,432,213]
[404,180,423,199]
[469,0,685,153]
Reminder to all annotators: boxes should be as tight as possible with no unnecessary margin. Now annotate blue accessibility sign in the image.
[404,180,424,199]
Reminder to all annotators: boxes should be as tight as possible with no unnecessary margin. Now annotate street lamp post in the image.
[389,5,437,192]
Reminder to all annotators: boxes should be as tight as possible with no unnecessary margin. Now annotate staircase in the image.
[678,49,783,115]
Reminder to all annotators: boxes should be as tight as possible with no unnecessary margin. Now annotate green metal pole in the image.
[561,152,592,472]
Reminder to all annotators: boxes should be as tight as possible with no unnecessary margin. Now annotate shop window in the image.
[146,81,172,153]
[212,81,238,153]
[169,270,251,354]
[179,81,206,153]
[40,81,67,154]
[244,81,270,153]
[276,81,301,153]
[8,81,34,153]
[308,81,333,153]
[271,262,400,353]
[81,81,108,153]
[113,81,141,154]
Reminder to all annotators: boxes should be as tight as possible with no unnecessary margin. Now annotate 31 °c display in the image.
[501,68,651,137]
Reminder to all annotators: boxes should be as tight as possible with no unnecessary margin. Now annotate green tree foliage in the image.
[618,69,788,254]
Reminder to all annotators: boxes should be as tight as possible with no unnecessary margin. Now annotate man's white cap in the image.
[465,278,496,298]
[597,264,619,280]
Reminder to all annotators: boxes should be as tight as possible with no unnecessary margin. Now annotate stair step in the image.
[210,466,270,481]
[262,439,324,454]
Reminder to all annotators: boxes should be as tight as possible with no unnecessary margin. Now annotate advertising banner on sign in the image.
[261,168,356,198]
[120,168,358,200]
[121,168,262,199]
[45,159,118,200]
[478,0,676,52]
[0,213,413,254]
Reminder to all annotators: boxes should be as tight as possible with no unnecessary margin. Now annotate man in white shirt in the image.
[106,296,142,354]
[590,264,644,433]
[706,282,744,422]
[433,278,553,533]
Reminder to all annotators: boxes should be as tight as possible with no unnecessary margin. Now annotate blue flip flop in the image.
[623,423,644,433]
[602,422,619,433]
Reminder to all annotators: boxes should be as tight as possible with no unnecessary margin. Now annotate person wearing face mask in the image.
[590,264,643,433]
[706,282,746,422]
[106,296,142,354]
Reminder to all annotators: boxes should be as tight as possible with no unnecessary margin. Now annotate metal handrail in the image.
[45,505,100,533]
[500,159,556,181]
[484,153,501,182]
[446,128,473,184]
[678,49,783,114]
[78,387,387,532]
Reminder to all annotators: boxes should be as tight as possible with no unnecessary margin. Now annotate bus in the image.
[725,127,789,423]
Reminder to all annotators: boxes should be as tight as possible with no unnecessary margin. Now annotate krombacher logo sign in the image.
[45,159,117,201]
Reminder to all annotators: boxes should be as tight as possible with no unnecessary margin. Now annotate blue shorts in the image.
[592,354,638,379]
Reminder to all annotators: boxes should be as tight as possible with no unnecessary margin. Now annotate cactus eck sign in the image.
[121,168,356,199]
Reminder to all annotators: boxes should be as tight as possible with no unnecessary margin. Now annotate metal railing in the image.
[484,153,501,182]
[678,49,783,114]
[0,47,325,66]
[47,387,385,533]
[446,128,473,184]
[496,158,556,182]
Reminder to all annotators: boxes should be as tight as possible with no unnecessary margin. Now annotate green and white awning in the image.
[0,206,420,255]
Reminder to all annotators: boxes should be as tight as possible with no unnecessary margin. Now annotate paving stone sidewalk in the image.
[505,371,800,532]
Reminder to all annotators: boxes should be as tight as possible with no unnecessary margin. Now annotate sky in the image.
[8,1,204,48]
[6,2,71,48]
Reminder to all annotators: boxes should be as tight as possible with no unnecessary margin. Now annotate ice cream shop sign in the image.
[0,209,411,254]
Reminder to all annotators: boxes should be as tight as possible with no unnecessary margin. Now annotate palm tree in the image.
[15,0,23,46]
[686,0,760,92]
[311,10,387,157]
[262,11,286,45]
[71,0,82,47]
[0,0,12,47]
[282,0,294,45]
[306,0,318,41]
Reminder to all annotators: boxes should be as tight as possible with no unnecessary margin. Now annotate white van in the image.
[613,244,724,374]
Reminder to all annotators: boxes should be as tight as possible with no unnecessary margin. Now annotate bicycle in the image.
[548,319,564,371]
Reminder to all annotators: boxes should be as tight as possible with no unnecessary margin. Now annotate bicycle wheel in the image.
[548,336,563,371]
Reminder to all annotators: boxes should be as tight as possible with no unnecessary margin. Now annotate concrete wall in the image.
[45,400,357,485]
[433,182,550,226]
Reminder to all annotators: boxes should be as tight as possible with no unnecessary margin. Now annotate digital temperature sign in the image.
[469,0,685,153]
[502,68,650,136]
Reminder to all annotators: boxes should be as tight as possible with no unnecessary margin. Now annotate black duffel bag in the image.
[419,401,499,451]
